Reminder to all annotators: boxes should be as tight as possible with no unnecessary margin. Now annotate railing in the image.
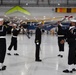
[0,0,76,7]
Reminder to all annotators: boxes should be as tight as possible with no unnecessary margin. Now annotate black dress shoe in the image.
[60,55,63,58]
[63,69,73,73]
[0,68,2,71]
[35,59,42,62]
[28,37,30,39]
[72,68,76,71]
[2,65,6,70]
[58,54,63,58]
[7,53,11,55]
[0,65,6,71]
[58,54,61,57]
[14,53,19,56]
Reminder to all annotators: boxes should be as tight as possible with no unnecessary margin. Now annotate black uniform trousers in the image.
[68,42,76,65]
[58,37,64,51]
[8,37,17,50]
[35,44,40,60]
[0,38,6,63]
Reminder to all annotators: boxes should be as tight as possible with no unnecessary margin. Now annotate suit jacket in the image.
[35,27,41,44]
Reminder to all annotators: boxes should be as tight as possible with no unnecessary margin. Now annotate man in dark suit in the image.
[35,23,42,62]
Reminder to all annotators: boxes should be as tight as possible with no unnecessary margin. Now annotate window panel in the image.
[3,0,19,4]
[20,0,36,4]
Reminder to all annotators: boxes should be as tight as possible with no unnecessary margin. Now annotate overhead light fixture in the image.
[23,16,25,17]
[26,3,28,5]
[34,17,36,19]
[53,17,55,18]
[58,3,60,5]
[34,17,37,20]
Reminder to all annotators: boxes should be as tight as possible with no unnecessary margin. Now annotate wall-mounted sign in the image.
[5,6,31,15]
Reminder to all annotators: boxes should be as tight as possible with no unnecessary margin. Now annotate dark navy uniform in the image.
[0,26,7,63]
[57,24,65,57]
[8,28,20,55]
[66,26,76,65]
[35,27,42,61]
[63,25,76,73]
[0,25,7,70]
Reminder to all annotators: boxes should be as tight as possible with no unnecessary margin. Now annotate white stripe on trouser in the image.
[0,63,2,69]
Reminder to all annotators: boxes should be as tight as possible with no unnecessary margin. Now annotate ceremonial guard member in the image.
[0,18,7,70]
[35,23,42,62]
[56,21,65,58]
[63,19,76,73]
[7,24,20,56]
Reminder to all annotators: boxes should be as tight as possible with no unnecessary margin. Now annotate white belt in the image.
[12,36,17,38]
[58,35,64,37]
[0,36,6,38]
